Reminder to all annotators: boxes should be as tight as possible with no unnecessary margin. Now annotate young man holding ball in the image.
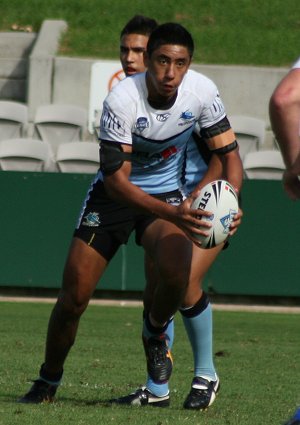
[19,21,242,410]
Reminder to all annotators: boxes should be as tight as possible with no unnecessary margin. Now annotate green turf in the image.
[0,0,299,66]
[0,301,299,424]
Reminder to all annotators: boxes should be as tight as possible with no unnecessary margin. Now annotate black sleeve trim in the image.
[214,140,238,155]
[100,140,132,176]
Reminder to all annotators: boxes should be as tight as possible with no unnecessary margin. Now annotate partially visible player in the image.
[269,56,300,425]
[269,56,300,200]
[111,17,241,409]
[119,15,157,76]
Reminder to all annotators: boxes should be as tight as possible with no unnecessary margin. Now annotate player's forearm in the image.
[190,154,223,197]
[219,149,243,193]
[269,103,300,170]
[104,173,175,220]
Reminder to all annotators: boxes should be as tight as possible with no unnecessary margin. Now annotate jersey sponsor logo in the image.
[131,145,178,169]
[178,110,195,126]
[101,107,125,137]
[135,117,149,133]
[161,146,178,159]
[82,212,101,227]
[156,113,171,122]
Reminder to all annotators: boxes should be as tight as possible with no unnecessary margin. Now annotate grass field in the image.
[0,0,299,66]
[1,301,299,425]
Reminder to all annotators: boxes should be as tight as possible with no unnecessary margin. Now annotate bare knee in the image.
[58,237,107,318]
[55,289,89,321]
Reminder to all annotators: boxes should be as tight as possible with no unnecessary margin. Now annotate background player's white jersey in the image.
[100,69,226,194]
[292,56,300,69]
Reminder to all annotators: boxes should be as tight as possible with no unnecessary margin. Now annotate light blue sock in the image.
[180,299,216,381]
[143,317,174,397]
[293,408,300,420]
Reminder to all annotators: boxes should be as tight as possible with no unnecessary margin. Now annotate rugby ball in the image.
[191,180,239,248]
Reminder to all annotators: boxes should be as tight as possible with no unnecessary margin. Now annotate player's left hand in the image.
[229,208,243,236]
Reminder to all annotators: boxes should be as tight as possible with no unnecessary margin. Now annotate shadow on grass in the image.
[0,392,143,408]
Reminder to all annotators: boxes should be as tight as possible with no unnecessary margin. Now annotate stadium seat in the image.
[228,115,266,160]
[0,138,51,172]
[243,150,285,180]
[33,104,88,154]
[92,108,102,141]
[0,101,28,141]
[56,141,100,174]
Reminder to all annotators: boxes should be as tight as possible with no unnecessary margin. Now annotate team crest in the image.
[82,212,101,227]
[180,110,195,120]
[179,110,195,126]
[135,117,149,133]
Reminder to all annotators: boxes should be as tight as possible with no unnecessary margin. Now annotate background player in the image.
[269,56,300,425]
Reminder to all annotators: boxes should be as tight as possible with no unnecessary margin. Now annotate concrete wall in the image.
[51,58,289,132]
[0,31,37,102]
[27,20,68,120]
[0,20,290,136]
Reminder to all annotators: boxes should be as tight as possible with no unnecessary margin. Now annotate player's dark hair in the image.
[147,23,194,58]
[120,15,158,38]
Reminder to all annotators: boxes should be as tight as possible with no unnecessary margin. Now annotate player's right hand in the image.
[283,169,300,200]
[169,196,213,243]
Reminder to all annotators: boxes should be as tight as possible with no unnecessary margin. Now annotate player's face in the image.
[120,33,148,76]
[145,44,191,104]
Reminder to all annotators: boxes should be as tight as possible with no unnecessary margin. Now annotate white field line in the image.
[1,296,300,314]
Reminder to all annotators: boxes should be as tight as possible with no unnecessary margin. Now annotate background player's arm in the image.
[269,67,300,200]
[269,68,300,170]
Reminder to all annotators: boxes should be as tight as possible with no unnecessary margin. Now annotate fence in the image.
[1,171,300,298]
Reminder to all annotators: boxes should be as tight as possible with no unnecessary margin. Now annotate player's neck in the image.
[147,93,177,110]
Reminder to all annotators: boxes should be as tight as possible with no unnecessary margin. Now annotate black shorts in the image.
[74,180,183,261]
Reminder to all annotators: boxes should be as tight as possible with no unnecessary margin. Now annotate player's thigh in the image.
[62,237,108,306]
[190,243,223,283]
[141,219,193,282]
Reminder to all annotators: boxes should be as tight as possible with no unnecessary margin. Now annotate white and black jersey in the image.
[99,69,227,194]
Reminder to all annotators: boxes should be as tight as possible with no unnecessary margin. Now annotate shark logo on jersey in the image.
[135,117,149,133]
[156,113,171,122]
[179,110,195,126]
[82,212,101,227]
[180,110,194,120]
